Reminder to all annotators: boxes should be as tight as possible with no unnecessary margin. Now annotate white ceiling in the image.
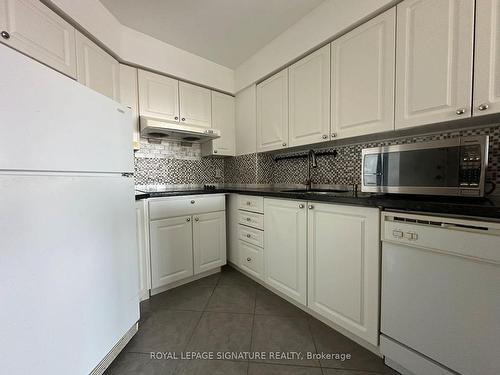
[100,0,325,69]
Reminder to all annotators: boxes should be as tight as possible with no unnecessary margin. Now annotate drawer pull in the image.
[190,200,195,204]
[246,201,251,205]
[246,217,251,221]
[246,234,251,238]
[186,218,191,222]
[246,257,251,262]
[194,217,199,222]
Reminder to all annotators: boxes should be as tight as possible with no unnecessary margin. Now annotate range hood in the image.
[140,116,220,143]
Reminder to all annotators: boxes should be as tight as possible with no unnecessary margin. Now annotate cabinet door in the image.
[331,8,395,139]
[264,198,307,304]
[0,0,77,78]
[135,200,151,301]
[289,45,330,147]
[179,81,212,128]
[308,203,380,346]
[395,0,474,129]
[235,84,257,155]
[76,32,120,101]
[226,194,240,266]
[257,70,289,152]
[202,92,235,156]
[150,216,193,288]
[138,69,179,122]
[193,211,226,274]
[473,0,500,116]
[119,64,140,149]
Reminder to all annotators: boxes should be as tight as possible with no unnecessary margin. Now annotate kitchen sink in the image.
[280,188,351,194]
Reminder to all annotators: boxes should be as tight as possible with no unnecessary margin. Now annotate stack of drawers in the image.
[237,195,264,280]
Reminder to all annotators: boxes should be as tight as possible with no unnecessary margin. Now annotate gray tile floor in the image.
[105,266,399,375]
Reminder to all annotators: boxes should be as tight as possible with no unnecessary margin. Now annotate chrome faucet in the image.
[305,149,318,190]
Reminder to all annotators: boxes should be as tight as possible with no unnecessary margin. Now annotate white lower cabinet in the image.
[150,215,194,288]
[193,211,226,274]
[148,195,226,291]
[135,200,151,301]
[227,194,240,266]
[307,203,380,346]
[264,198,307,305]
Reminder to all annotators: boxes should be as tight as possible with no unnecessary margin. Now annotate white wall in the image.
[45,0,234,93]
[234,0,398,92]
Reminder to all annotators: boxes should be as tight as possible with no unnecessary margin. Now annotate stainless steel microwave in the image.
[361,136,489,197]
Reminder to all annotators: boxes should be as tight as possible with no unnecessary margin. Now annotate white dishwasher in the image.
[380,211,500,375]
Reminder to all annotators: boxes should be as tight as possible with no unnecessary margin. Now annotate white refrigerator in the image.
[0,45,140,374]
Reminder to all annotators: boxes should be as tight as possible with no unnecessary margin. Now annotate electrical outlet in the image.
[215,168,222,179]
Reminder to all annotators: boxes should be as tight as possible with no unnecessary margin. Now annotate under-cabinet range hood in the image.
[140,116,220,143]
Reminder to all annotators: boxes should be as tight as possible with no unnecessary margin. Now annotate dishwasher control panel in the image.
[382,212,500,264]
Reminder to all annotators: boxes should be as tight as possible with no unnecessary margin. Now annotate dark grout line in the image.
[246,280,258,375]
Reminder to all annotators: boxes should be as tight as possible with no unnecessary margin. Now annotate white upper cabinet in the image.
[193,211,226,275]
[395,0,474,129]
[289,45,331,147]
[119,64,140,149]
[257,69,289,152]
[264,198,307,305]
[76,32,120,101]
[202,92,235,156]
[308,203,380,346]
[138,69,180,123]
[331,8,396,139]
[473,0,500,116]
[235,84,257,155]
[0,0,77,78]
[179,81,212,128]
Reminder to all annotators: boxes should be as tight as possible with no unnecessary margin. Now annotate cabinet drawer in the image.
[238,195,264,213]
[149,194,225,220]
[238,210,264,230]
[238,224,264,248]
[239,240,264,279]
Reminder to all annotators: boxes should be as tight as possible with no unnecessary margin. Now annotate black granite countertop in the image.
[135,187,500,221]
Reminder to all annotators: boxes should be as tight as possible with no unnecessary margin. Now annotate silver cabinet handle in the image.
[331,133,337,138]
[246,257,251,262]
[181,118,186,121]
[174,116,179,120]
[322,135,328,139]
[191,200,195,204]
[456,108,466,115]
[478,103,489,111]
[186,218,191,222]
[282,142,287,147]
[308,205,314,209]
[299,204,304,209]
[214,150,218,154]
[194,217,199,222]
[246,234,251,238]
[246,217,251,221]
[1,31,10,39]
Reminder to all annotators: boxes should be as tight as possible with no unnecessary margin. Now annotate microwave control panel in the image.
[459,144,482,187]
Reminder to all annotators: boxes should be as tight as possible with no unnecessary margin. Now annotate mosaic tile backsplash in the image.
[135,124,500,194]
[224,124,500,188]
[134,140,224,185]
